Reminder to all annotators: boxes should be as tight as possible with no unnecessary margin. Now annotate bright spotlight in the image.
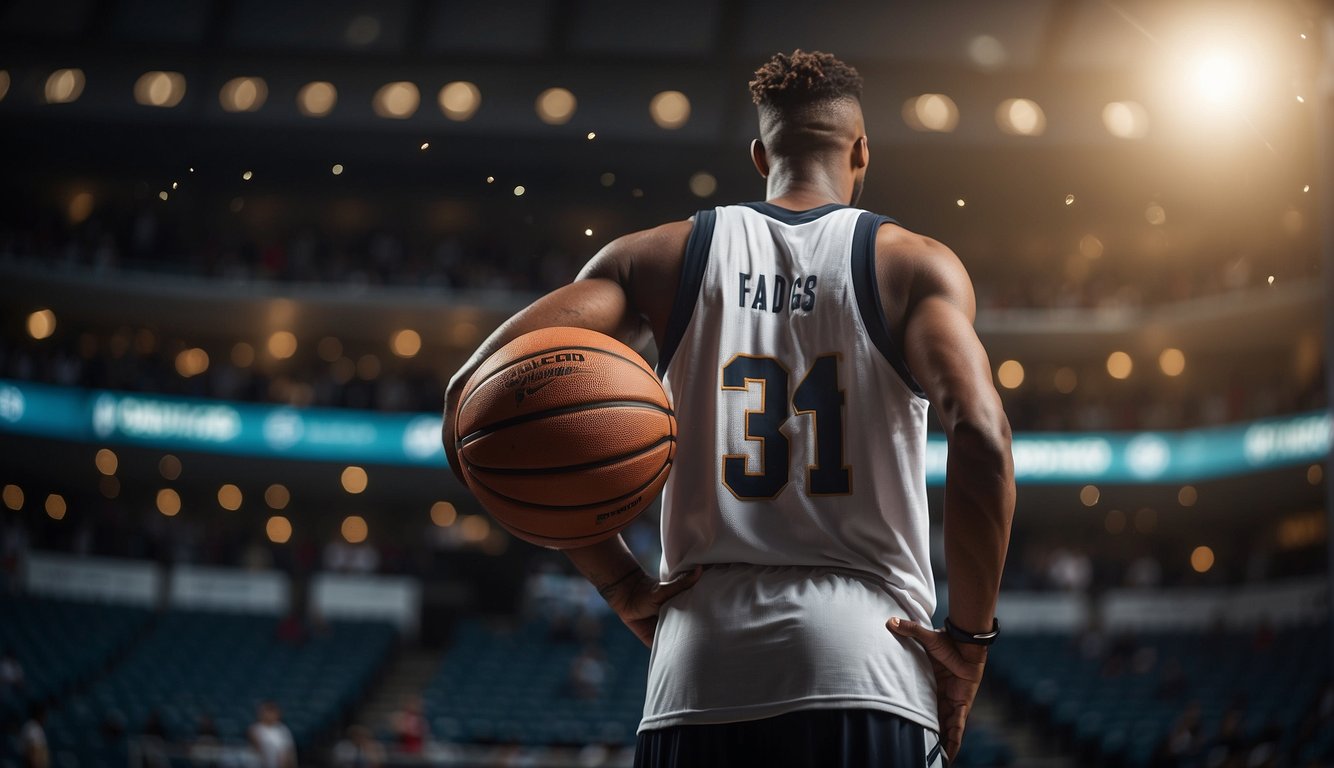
[1189,50,1247,107]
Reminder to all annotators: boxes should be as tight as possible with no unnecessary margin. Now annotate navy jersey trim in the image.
[741,201,849,225]
[850,212,927,399]
[656,208,716,377]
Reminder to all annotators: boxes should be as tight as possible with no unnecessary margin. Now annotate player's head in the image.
[749,50,868,205]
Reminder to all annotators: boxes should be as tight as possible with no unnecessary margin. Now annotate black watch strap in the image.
[944,617,1000,646]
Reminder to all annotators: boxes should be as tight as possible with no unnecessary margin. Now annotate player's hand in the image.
[602,566,702,648]
[887,617,988,762]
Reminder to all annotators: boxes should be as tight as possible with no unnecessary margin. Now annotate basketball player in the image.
[444,50,1015,766]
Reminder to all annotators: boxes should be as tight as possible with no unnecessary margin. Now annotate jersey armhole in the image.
[655,208,716,377]
[850,211,928,399]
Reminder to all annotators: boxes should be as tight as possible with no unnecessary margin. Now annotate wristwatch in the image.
[944,617,1000,646]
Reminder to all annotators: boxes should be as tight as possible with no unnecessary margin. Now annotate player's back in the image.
[657,201,933,608]
[641,201,939,732]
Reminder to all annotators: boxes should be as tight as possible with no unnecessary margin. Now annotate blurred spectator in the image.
[1159,700,1206,765]
[1046,547,1093,592]
[332,725,386,768]
[248,701,297,768]
[568,644,607,700]
[20,703,49,768]
[0,649,24,696]
[391,695,428,755]
[140,709,169,768]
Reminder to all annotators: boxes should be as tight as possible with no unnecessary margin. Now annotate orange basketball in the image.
[453,327,676,549]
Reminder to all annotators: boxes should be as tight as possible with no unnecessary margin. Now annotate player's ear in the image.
[852,136,869,170]
[750,139,769,178]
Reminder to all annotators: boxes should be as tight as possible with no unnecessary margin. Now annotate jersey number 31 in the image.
[721,354,850,499]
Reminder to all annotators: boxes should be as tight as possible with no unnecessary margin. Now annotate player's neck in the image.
[764,164,852,211]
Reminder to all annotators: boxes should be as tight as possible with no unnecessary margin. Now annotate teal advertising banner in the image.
[0,379,1327,485]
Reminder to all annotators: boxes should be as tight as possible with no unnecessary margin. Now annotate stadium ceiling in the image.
[0,1,1320,254]
[0,0,1318,146]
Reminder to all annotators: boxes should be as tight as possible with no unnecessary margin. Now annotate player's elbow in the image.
[949,406,1013,480]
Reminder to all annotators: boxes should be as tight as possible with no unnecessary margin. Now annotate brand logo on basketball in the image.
[504,352,586,404]
[596,495,641,524]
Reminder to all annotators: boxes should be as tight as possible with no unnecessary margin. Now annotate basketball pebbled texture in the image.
[454,327,677,549]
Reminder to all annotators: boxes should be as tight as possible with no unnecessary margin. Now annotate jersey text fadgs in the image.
[641,202,938,732]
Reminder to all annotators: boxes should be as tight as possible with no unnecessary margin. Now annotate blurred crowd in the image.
[1,199,584,295]
[0,197,1320,310]
[0,327,1324,434]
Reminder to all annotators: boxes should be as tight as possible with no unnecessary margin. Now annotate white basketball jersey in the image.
[641,202,938,732]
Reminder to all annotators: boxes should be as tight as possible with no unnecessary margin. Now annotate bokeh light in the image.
[341,466,368,494]
[297,81,337,117]
[175,347,210,377]
[1104,509,1126,534]
[1102,101,1149,139]
[3,484,24,511]
[266,515,292,544]
[219,77,267,112]
[391,329,422,358]
[997,360,1025,389]
[95,448,118,476]
[265,484,290,510]
[996,98,1046,136]
[157,455,182,481]
[268,331,297,359]
[218,484,243,511]
[535,88,576,125]
[1190,545,1215,573]
[231,342,255,368]
[1158,348,1186,377]
[902,94,958,133]
[46,493,66,520]
[342,515,369,544]
[649,91,691,129]
[156,488,181,517]
[373,82,420,119]
[1080,485,1100,507]
[134,71,186,108]
[1106,351,1133,380]
[689,172,717,198]
[431,501,458,527]
[44,69,85,104]
[27,309,56,340]
[439,81,481,121]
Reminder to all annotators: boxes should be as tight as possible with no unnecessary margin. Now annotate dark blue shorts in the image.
[634,709,946,768]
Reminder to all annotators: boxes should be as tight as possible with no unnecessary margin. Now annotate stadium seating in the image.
[0,597,149,724]
[987,625,1332,767]
[12,607,394,767]
[424,617,647,747]
[420,615,1013,764]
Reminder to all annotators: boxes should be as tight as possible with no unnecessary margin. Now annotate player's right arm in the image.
[440,221,698,648]
[883,229,1015,760]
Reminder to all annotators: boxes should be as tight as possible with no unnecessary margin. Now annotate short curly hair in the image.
[749,50,863,108]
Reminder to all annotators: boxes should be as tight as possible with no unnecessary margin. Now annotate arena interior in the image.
[1,1,1332,766]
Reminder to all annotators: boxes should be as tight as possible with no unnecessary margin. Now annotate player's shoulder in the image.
[869,217,974,310]
[872,218,960,269]
[579,219,693,287]
[595,219,694,267]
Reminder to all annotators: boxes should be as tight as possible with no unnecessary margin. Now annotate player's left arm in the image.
[441,222,699,647]
[441,221,687,481]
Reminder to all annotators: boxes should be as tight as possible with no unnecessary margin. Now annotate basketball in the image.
[453,327,676,549]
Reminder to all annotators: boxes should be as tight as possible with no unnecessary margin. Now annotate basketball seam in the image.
[464,459,672,514]
[463,434,676,476]
[456,400,674,447]
[457,343,656,418]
